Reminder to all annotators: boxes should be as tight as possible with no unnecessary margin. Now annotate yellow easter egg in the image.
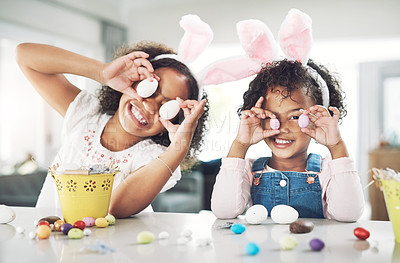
[95,217,109,228]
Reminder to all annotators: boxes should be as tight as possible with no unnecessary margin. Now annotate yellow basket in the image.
[51,172,117,223]
[381,179,400,243]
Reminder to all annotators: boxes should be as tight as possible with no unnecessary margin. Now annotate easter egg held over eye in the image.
[245,205,268,224]
[271,205,299,224]
[309,238,325,251]
[137,78,158,98]
[298,114,309,128]
[231,223,246,234]
[0,205,16,224]
[270,118,280,130]
[354,227,370,240]
[159,100,180,120]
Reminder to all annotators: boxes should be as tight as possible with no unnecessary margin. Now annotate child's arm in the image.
[108,99,206,218]
[301,105,349,159]
[228,96,280,158]
[15,43,154,116]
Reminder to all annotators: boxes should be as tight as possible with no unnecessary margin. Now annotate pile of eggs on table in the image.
[31,214,116,240]
[228,204,371,256]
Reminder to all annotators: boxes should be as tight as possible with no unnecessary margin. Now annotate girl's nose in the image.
[142,96,163,115]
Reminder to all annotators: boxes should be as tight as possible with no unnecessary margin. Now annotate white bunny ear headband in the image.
[150,14,214,101]
[198,8,330,108]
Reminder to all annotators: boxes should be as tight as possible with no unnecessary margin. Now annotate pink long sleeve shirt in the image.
[211,156,365,222]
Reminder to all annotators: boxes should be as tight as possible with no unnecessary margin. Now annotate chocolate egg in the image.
[0,205,16,224]
[53,220,65,231]
[159,100,180,120]
[270,118,280,130]
[73,220,86,230]
[95,217,109,228]
[245,204,268,224]
[289,219,314,234]
[271,205,299,224]
[298,114,309,128]
[36,225,51,239]
[137,78,158,98]
[61,223,73,235]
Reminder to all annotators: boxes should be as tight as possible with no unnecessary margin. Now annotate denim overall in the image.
[250,153,324,218]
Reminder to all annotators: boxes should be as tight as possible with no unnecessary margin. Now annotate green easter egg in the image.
[68,228,84,239]
[137,231,155,244]
[105,214,116,225]
[279,235,298,250]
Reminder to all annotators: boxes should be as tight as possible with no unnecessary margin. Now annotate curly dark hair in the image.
[97,41,209,164]
[238,59,347,123]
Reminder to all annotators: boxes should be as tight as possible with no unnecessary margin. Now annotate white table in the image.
[1,207,399,262]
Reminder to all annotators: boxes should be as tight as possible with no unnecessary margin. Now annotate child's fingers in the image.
[250,107,266,118]
[263,129,280,138]
[126,51,150,59]
[121,86,142,101]
[309,105,330,117]
[329,106,341,122]
[242,110,255,119]
[254,96,264,108]
[159,117,174,131]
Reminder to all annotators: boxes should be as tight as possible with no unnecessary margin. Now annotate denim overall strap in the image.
[306,153,322,173]
[250,154,325,218]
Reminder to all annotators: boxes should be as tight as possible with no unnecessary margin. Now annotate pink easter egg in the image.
[270,118,280,130]
[82,217,95,227]
[298,114,309,128]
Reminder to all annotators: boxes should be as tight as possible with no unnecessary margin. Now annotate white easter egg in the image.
[159,100,180,120]
[245,205,268,224]
[137,78,158,98]
[270,205,299,224]
[0,205,16,224]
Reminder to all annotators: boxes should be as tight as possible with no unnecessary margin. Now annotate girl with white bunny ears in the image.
[210,9,365,222]
[16,14,212,218]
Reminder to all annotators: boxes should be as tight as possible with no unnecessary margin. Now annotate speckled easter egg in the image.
[137,231,155,244]
[68,228,84,239]
[230,223,246,234]
[105,214,116,225]
[298,114,309,128]
[270,118,280,130]
[270,205,299,224]
[82,217,95,227]
[0,205,16,224]
[159,100,180,120]
[36,225,51,239]
[245,205,268,224]
[137,78,158,98]
[95,217,109,228]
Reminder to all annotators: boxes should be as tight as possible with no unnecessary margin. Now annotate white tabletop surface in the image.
[0,206,399,263]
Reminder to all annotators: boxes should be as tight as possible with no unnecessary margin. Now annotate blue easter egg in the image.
[230,223,246,234]
[309,238,325,251]
[245,242,260,255]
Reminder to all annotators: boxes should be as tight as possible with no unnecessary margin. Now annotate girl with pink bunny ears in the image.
[209,9,364,221]
[16,14,212,218]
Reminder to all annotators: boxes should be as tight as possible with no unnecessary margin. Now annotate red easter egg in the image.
[353,227,370,240]
[73,220,86,230]
[38,221,50,227]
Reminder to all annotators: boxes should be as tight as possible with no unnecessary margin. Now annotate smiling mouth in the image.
[274,138,293,144]
[130,103,148,126]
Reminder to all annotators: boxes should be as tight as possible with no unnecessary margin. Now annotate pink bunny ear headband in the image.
[148,14,214,102]
[198,8,330,108]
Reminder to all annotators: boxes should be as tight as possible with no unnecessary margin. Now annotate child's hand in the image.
[236,96,280,147]
[159,98,206,147]
[102,51,159,101]
[301,105,343,147]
